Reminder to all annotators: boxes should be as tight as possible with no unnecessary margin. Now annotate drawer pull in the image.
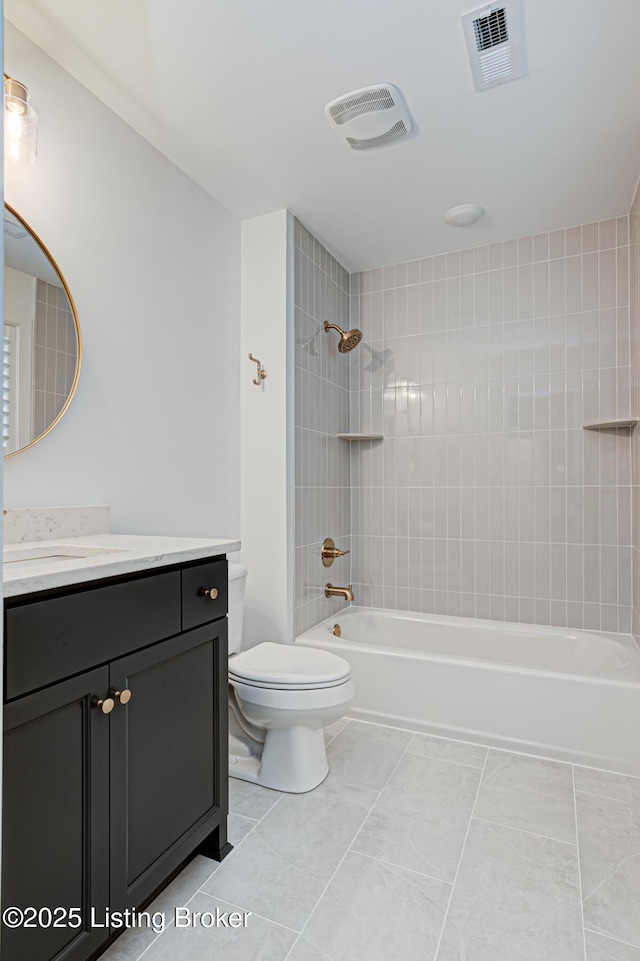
[114,689,132,705]
[199,587,218,600]
[97,697,115,715]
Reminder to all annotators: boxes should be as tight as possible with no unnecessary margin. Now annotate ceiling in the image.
[6,0,640,270]
[5,213,59,285]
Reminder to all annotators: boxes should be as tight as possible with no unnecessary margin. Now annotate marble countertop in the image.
[4,533,241,598]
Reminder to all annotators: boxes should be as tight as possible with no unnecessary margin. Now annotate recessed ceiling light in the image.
[444,204,485,227]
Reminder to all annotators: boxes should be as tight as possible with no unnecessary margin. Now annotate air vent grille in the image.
[3,219,27,240]
[347,121,408,150]
[479,45,513,84]
[329,87,395,126]
[473,7,507,51]
[325,83,413,150]
[461,1,525,92]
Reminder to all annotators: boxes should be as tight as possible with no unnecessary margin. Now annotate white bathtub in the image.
[296,607,640,775]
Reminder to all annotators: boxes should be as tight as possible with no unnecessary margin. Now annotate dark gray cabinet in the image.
[109,623,227,910]
[3,667,110,961]
[2,557,231,961]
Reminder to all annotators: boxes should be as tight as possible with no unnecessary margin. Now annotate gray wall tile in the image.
[349,218,633,630]
[294,221,351,633]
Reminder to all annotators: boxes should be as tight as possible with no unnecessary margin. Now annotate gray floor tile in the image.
[323,716,350,745]
[140,892,296,961]
[406,733,488,770]
[228,777,282,819]
[150,855,222,911]
[288,851,451,961]
[326,720,413,791]
[102,724,640,961]
[577,790,640,945]
[100,922,161,961]
[229,813,258,846]
[101,856,218,961]
[585,931,640,960]
[574,767,640,805]
[202,778,377,930]
[436,819,584,961]
[352,752,482,881]
[474,751,576,842]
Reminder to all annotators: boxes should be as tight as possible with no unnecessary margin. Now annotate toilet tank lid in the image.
[228,562,248,581]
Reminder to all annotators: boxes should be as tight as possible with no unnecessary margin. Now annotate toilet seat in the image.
[230,676,354,711]
[229,641,351,691]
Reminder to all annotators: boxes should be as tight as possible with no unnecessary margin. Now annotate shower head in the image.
[323,321,363,353]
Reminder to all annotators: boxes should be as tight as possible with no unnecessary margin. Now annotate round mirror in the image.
[3,204,81,457]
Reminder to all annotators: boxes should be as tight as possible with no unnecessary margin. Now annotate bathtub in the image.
[296,607,640,775]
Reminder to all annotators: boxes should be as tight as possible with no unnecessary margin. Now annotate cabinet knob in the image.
[114,689,132,705]
[97,697,115,715]
[199,587,218,600]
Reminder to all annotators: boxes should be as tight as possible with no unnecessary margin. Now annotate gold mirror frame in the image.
[4,203,82,458]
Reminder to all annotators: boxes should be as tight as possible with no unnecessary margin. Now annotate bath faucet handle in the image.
[321,537,351,568]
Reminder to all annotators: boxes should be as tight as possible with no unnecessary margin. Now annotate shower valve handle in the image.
[321,537,351,568]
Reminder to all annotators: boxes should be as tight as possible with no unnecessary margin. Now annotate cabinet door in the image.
[2,668,111,961]
[109,620,227,910]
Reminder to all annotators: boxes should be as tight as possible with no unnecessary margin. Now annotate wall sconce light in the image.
[4,74,38,165]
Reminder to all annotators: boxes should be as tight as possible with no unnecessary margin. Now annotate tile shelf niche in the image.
[336,433,384,441]
[582,418,638,430]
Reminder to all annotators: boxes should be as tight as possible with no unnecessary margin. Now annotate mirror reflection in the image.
[3,206,80,457]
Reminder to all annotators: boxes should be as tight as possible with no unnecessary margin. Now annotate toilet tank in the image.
[227,563,248,654]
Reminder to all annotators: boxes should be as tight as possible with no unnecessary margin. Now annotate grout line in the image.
[572,765,588,961]
[134,930,167,960]
[134,878,301,961]
[222,810,268,849]
[196,889,301,935]
[584,929,640,951]
[350,849,452,888]
[472,815,577,846]
[403,749,488,773]
[132,790,286,960]
[323,718,351,748]
[282,727,415,960]
[432,751,489,961]
[216,790,285,862]
[341,714,640,783]
[128,716,639,959]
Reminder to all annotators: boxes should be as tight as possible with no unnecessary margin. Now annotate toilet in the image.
[227,563,354,793]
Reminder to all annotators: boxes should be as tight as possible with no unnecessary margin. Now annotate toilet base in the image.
[229,724,329,793]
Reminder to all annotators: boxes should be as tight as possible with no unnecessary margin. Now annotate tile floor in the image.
[104,718,640,961]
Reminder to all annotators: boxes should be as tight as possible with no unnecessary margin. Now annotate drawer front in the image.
[6,571,181,700]
[182,560,228,631]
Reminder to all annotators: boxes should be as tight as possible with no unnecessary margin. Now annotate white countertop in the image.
[4,533,241,598]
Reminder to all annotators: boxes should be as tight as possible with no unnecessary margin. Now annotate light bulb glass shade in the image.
[4,78,38,165]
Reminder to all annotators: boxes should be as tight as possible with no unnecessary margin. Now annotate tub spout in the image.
[325,583,354,602]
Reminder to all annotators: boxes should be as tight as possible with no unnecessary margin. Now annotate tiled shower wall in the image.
[294,220,352,634]
[631,182,640,640]
[349,219,633,631]
[34,279,76,437]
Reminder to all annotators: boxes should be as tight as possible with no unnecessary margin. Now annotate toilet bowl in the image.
[227,564,354,793]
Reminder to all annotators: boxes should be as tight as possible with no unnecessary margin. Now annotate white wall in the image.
[4,23,241,538]
[240,210,294,646]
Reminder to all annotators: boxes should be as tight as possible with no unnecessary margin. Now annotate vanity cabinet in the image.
[2,557,230,961]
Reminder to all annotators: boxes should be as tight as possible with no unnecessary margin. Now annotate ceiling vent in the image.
[3,219,27,240]
[461,1,525,92]
[325,84,413,150]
